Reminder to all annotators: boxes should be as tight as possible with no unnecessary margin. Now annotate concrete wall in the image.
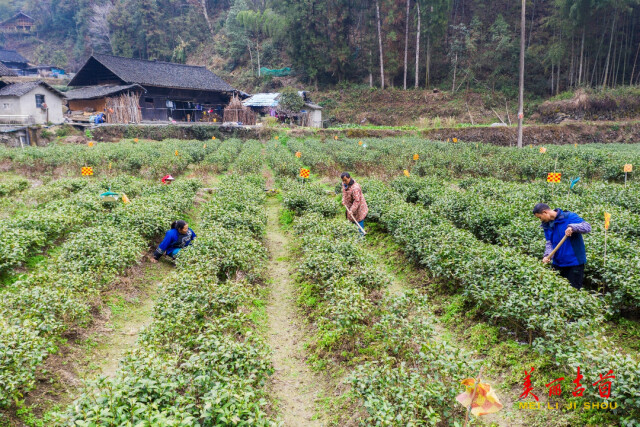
[0,98,22,115]
[18,86,64,124]
[310,109,322,128]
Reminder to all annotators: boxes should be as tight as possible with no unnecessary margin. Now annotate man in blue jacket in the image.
[151,220,196,262]
[533,203,591,290]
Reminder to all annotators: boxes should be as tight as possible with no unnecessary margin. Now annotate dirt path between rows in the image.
[264,197,323,427]
[89,260,170,378]
[2,260,170,426]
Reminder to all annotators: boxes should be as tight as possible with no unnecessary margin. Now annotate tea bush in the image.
[0,177,29,197]
[394,175,640,310]
[57,175,276,425]
[363,178,640,421]
[280,179,475,424]
[0,180,200,408]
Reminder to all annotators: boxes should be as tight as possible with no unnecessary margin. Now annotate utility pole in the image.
[517,0,526,148]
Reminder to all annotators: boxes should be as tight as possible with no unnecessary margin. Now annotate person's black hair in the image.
[340,172,351,179]
[532,203,551,215]
[171,220,187,230]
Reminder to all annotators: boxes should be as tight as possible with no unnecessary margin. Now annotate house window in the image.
[2,103,9,110]
[35,94,45,108]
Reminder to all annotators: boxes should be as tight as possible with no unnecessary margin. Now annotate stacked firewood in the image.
[223,95,256,125]
[105,93,142,124]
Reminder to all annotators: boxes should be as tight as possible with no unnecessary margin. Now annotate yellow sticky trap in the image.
[453,138,458,143]
[403,169,410,177]
[413,154,419,161]
[358,141,363,146]
[108,162,112,170]
[122,193,130,204]
[275,136,279,140]
[212,136,216,140]
[175,150,179,156]
[539,147,547,154]
[605,212,611,230]
[334,135,338,140]
[574,143,578,148]
[624,164,633,173]
[203,143,207,149]
[81,167,93,176]
[87,141,94,147]
[133,138,139,143]
[547,172,561,183]
[295,151,302,158]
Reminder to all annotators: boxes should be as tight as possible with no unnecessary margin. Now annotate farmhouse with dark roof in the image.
[0,12,35,34]
[68,54,239,123]
[0,49,30,75]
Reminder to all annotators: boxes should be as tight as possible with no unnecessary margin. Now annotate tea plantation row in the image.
[0,179,200,409]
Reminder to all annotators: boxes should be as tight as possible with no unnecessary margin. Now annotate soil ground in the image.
[90,119,640,148]
[264,196,325,426]
[0,260,171,426]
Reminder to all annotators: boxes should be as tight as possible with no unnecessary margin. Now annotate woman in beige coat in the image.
[341,172,368,235]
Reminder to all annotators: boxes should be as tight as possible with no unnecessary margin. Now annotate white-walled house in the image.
[242,91,323,128]
[0,80,65,124]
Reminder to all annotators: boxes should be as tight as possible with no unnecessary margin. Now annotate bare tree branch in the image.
[89,1,114,53]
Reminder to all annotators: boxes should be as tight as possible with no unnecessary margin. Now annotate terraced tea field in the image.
[0,137,638,426]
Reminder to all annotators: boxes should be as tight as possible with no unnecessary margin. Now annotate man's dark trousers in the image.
[553,264,585,290]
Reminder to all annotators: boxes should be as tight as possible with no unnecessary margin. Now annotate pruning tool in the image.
[343,202,366,235]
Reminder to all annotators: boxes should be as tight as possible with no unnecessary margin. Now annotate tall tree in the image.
[237,8,285,76]
[225,0,251,69]
[403,0,410,89]
[517,0,526,148]
[601,12,617,88]
[415,0,421,88]
[376,0,385,88]
[421,0,451,88]
[188,0,215,38]
[88,1,114,54]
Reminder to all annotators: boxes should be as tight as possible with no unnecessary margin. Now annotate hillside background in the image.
[1,0,640,125]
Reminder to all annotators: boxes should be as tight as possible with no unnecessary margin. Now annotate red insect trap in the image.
[161,175,175,184]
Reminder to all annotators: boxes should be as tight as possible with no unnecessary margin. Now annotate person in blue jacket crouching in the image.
[151,220,196,262]
[533,203,591,290]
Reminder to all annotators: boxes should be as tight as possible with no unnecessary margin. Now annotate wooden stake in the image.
[466,102,475,125]
[603,228,608,295]
[463,366,484,427]
[552,156,559,198]
[491,107,506,125]
[603,229,607,259]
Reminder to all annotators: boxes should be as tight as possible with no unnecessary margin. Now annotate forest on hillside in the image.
[1,0,640,96]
